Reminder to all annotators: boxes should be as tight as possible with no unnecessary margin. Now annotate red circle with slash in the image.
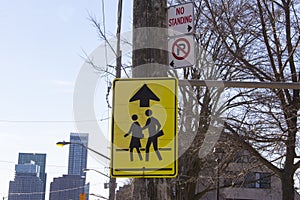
[172,37,191,60]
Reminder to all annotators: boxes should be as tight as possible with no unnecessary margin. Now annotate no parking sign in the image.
[168,35,194,68]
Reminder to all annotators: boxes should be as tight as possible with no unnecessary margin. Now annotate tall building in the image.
[50,133,89,200]
[49,175,89,200]
[18,153,47,200]
[68,133,89,177]
[8,161,44,200]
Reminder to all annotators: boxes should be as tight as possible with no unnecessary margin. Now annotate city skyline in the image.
[8,133,90,200]
[0,1,133,199]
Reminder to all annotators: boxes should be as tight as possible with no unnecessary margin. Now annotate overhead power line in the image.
[0,118,110,124]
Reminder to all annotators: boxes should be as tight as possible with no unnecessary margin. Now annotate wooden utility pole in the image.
[132,0,168,78]
[132,0,170,199]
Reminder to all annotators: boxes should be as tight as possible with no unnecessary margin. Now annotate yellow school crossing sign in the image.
[111,78,178,177]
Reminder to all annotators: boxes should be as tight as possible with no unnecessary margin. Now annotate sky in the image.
[0,0,132,199]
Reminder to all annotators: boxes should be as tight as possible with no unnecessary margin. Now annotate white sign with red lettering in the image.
[168,2,194,36]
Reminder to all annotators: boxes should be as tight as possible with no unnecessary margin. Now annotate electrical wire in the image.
[0,118,110,124]
[7,184,87,196]
[3,179,108,197]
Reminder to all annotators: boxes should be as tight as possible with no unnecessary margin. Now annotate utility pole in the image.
[132,0,169,199]
[132,0,168,78]
[115,0,122,78]
[109,0,123,200]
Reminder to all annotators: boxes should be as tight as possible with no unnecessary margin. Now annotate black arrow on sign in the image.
[187,25,193,32]
[129,84,160,107]
[170,60,175,67]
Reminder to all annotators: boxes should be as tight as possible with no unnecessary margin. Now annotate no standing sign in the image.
[168,2,194,36]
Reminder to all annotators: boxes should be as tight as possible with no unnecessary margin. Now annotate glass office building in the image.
[17,153,46,200]
[49,133,89,200]
[49,175,89,200]
[8,162,44,200]
[68,133,89,177]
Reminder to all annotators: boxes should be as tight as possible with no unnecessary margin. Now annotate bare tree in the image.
[169,0,300,199]
[196,0,300,199]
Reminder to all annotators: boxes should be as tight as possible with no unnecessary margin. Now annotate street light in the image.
[213,147,225,200]
[56,141,110,161]
[83,168,110,179]
[90,193,109,200]
[56,141,116,200]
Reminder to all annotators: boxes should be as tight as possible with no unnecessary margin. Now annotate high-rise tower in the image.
[50,133,89,200]
[18,153,46,200]
[68,133,89,177]
[8,161,44,200]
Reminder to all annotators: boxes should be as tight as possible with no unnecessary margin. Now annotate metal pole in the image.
[181,80,300,89]
[115,0,122,78]
[57,141,110,161]
[90,193,109,200]
[81,144,110,161]
[216,160,220,200]
[108,1,123,200]
[83,168,110,178]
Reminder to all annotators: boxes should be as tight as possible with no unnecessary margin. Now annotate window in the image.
[259,173,271,189]
[244,172,271,189]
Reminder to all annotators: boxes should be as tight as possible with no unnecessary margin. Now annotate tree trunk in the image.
[281,171,295,200]
[281,107,298,200]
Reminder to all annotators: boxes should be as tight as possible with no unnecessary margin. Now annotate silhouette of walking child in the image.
[144,109,163,161]
[124,114,144,161]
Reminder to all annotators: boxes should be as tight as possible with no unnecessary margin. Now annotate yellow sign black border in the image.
[110,77,178,178]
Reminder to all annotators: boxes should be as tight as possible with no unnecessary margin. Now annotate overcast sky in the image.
[0,1,132,199]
